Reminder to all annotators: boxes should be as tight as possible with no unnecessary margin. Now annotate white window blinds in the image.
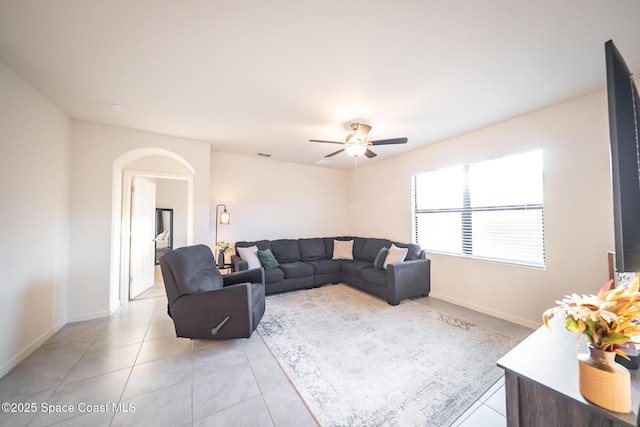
[413,149,545,268]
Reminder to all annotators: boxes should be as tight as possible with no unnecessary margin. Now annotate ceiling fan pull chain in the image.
[355,156,358,180]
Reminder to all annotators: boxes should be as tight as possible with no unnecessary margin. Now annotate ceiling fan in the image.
[310,123,408,158]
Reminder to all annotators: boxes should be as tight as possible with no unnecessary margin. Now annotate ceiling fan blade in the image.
[325,149,345,158]
[370,137,408,145]
[310,139,344,144]
[365,149,377,158]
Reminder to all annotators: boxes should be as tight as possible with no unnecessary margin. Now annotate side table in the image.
[497,317,640,426]
[217,263,232,274]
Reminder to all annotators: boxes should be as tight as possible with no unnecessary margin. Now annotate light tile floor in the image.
[0,286,532,427]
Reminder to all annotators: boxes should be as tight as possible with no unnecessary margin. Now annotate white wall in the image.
[68,122,211,321]
[0,61,71,375]
[350,91,614,328]
[210,152,351,247]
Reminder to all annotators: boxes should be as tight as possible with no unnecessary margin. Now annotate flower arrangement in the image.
[542,277,640,358]
[216,240,232,254]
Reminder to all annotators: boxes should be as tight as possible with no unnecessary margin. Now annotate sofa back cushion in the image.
[323,237,337,259]
[361,238,391,262]
[299,238,326,261]
[235,238,423,263]
[271,239,301,263]
[235,240,271,253]
[352,237,367,260]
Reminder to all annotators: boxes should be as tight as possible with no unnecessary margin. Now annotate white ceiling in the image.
[1,1,639,169]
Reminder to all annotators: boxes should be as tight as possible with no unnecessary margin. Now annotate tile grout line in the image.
[109,297,161,426]
[244,341,277,427]
[32,322,111,426]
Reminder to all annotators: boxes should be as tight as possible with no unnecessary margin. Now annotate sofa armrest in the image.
[169,283,254,339]
[223,268,265,287]
[386,258,431,305]
[231,254,248,272]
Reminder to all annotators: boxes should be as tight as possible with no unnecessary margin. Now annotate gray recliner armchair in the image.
[159,244,265,339]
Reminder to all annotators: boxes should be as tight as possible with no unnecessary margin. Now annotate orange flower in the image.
[543,278,640,358]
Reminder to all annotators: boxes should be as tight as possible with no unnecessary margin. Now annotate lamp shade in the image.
[354,123,372,139]
[220,210,230,224]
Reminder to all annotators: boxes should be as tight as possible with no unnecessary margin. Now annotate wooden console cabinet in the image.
[497,318,640,426]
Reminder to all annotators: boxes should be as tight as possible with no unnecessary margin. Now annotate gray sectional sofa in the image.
[231,237,430,306]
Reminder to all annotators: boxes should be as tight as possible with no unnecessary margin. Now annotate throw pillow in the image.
[257,249,280,270]
[237,245,261,269]
[383,244,408,269]
[332,239,354,260]
[374,246,389,270]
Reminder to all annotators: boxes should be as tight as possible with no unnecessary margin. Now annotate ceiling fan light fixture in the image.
[345,143,367,157]
[311,123,407,160]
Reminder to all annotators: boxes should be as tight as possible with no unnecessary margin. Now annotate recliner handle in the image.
[211,316,230,336]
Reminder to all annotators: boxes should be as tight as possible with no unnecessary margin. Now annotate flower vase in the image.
[577,346,631,413]
[217,251,225,269]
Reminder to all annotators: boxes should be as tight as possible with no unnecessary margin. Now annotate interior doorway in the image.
[122,172,191,303]
[118,176,193,308]
[110,148,197,313]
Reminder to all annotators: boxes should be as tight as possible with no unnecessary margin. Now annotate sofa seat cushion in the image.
[279,261,314,279]
[361,267,387,287]
[305,259,340,275]
[341,260,374,277]
[264,267,285,284]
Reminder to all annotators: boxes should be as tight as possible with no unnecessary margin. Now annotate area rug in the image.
[258,284,520,427]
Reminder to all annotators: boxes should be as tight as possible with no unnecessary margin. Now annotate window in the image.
[413,149,544,267]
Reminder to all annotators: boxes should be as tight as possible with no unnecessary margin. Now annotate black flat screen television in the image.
[605,40,640,273]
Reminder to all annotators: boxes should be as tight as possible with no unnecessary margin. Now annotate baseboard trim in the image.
[429,292,540,330]
[66,309,111,323]
[0,309,111,378]
[0,321,65,378]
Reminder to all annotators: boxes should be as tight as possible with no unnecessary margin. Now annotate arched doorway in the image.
[110,148,195,309]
